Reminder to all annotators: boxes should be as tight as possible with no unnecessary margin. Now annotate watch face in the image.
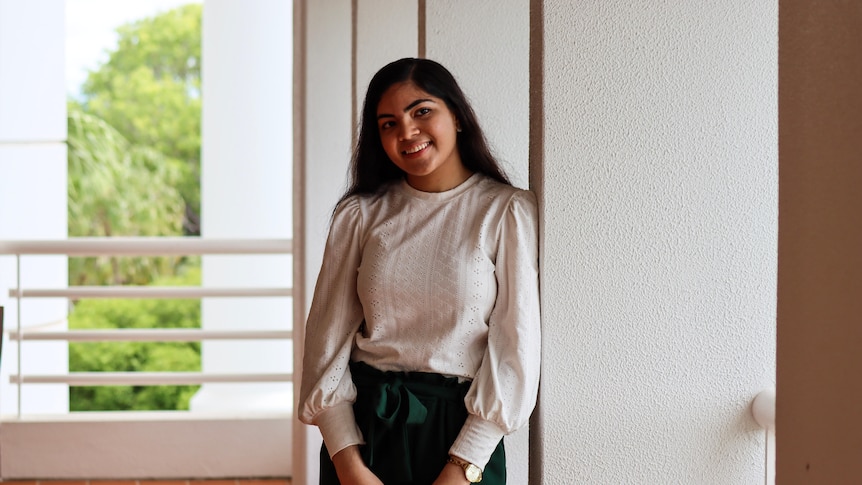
[465,464,482,482]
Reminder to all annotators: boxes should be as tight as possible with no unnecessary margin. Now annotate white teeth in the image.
[404,142,430,154]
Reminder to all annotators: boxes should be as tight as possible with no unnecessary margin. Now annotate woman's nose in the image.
[398,120,418,140]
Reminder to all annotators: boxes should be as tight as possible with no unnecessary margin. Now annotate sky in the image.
[65,0,203,98]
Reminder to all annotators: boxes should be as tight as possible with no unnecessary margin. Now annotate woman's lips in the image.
[402,141,431,157]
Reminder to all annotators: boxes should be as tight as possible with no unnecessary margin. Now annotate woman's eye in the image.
[416,107,431,116]
[380,121,395,130]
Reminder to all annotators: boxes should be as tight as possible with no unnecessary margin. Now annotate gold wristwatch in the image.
[448,455,483,483]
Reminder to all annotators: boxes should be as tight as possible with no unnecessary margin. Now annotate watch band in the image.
[448,455,483,483]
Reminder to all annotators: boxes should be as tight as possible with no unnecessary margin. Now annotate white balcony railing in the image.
[0,237,293,418]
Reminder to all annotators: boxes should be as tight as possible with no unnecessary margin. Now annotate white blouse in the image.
[298,173,541,469]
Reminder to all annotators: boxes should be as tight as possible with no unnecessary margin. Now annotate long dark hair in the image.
[340,58,510,203]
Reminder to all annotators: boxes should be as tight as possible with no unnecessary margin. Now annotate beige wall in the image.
[776,2,862,482]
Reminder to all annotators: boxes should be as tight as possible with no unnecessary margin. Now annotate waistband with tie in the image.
[349,360,470,483]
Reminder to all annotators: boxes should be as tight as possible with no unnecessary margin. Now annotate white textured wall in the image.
[0,0,68,416]
[536,1,777,483]
[426,0,529,189]
[355,0,417,126]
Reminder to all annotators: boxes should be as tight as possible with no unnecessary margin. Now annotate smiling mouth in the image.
[402,141,431,155]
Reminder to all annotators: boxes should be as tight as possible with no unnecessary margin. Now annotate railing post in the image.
[16,253,22,419]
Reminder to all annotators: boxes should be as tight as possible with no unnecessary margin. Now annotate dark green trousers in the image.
[319,361,506,485]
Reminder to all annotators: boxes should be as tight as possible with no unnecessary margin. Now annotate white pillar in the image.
[533,1,777,483]
[0,0,68,416]
[194,0,293,416]
[293,1,353,482]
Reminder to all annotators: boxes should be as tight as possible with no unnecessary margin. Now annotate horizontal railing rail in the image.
[1,237,293,416]
[10,372,292,386]
[0,237,292,256]
[9,329,293,342]
[9,287,292,299]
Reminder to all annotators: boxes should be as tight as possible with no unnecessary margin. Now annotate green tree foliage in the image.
[67,4,205,412]
[67,106,187,285]
[69,267,201,411]
[81,4,202,234]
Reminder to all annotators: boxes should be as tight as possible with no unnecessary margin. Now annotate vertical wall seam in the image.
[351,0,358,146]
[417,0,426,58]
[528,0,544,482]
[292,0,307,363]
[291,1,308,484]
[529,0,544,196]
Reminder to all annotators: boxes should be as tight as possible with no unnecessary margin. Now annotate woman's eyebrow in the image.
[403,98,434,111]
[377,98,435,119]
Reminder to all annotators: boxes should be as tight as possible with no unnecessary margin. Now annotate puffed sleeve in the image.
[450,189,541,468]
[298,197,367,457]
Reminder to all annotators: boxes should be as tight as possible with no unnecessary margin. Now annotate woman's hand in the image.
[431,462,471,485]
[331,445,384,485]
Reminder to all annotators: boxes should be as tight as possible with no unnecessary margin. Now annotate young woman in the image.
[299,58,540,485]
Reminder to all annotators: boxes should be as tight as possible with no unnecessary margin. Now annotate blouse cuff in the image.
[315,403,365,457]
[449,414,508,469]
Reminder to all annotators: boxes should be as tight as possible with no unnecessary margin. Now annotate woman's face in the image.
[376,81,469,192]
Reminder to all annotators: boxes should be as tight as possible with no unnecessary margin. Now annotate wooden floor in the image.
[0,480,291,485]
